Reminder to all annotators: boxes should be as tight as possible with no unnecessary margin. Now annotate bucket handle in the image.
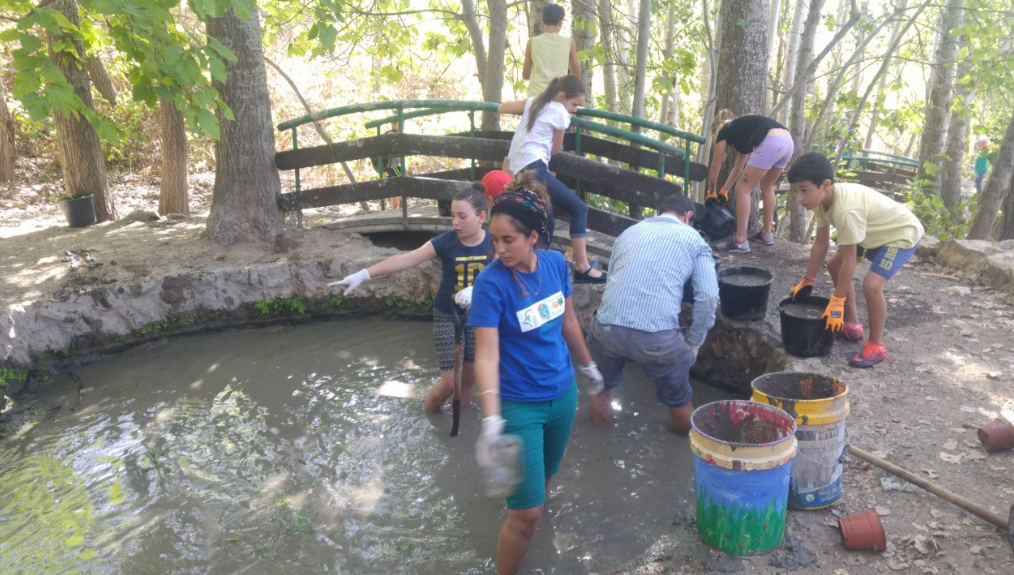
[791,429,850,469]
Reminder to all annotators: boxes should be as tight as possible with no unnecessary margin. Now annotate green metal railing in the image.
[278,99,703,194]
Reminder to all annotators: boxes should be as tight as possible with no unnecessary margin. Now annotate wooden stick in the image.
[919,272,961,281]
[449,309,468,437]
[849,445,1009,530]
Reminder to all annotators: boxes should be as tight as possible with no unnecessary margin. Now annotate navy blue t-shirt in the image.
[430,230,494,314]
[468,250,574,402]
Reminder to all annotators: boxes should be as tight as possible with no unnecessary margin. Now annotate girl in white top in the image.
[498,75,605,284]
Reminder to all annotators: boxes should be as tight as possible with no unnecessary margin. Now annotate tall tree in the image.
[715,0,769,229]
[49,0,116,222]
[778,0,806,124]
[205,5,282,245]
[481,0,507,131]
[157,98,189,216]
[659,1,678,124]
[0,77,15,182]
[968,108,1014,239]
[87,57,117,104]
[784,0,823,243]
[630,0,651,119]
[998,177,1014,240]
[572,0,595,103]
[530,0,547,35]
[864,0,910,149]
[916,0,966,183]
[939,48,974,213]
[766,0,784,113]
[597,0,619,112]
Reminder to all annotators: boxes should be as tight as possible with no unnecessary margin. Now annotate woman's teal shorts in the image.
[501,382,578,510]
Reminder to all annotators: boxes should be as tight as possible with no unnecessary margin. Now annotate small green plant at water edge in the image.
[254,299,270,315]
[0,367,28,390]
[272,296,307,314]
[285,508,314,534]
[394,542,415,565]
[330,295,342,308]
[140,445,173,480]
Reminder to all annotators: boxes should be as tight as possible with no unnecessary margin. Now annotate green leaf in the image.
[209,58,227,83]
[318,25,337,51]
[0,28,21,42]
[19,34,42,52]
[231,0,254,22]
[207,37,237,61]
[12,73,42,98]
[197,109,220,139]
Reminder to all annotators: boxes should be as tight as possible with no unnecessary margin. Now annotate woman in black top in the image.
[706,110,794,253]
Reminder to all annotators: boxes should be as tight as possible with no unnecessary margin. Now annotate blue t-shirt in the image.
[430,230,493,314]
[468,250,574,402]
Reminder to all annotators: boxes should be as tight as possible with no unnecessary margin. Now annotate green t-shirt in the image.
[975,153,989,177]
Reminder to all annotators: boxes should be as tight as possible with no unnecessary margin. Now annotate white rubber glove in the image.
[327,269,370,295]
[577,362,605,395]
[454,285,474,309]
[690,345,701,364]
[476,415,505,469]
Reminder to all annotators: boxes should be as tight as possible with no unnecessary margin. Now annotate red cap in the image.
[481,170,512,199]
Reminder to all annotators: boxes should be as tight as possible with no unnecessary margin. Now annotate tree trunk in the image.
[157,98,189,216]
[778,0,806,124]
[630,0,651,120]
[659,2,678,124]
[613,0,632,109]
[939,50,973,213]
[916,0,965,183]
[87,56,117,104]
[597,0,619,112]
[715,0,769,230]
[572,0,595,104]
[461,0,488,87]
[205,6,282,245]
[766,0,784,113]
[695,0,720,199]
[0,77,15,182]
[863,0,909,149]
[49,0,115,222]
[530,0,547,35]
[481,0,507,131]
[784,0,822,243]
[999,177,1014,240]
[968,108,1014,239]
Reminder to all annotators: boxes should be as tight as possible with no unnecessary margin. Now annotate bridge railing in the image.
[278,100,705,194]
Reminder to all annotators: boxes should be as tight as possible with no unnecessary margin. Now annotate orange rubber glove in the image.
[706,189,719,205]
[822,295,846,332]
[791,277,815,301]
[718,188,730,204]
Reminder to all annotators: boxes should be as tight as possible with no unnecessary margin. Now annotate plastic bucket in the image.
[690,400,797,555]
[839,510,887,552]
[59,194,97,228]
[695,203,736,240]
[778,296,835,357]
[751,372,850,510]
[978,418,1014,452]
[718,266,774,321]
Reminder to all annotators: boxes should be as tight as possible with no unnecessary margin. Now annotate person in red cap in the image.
[481,170,513,208]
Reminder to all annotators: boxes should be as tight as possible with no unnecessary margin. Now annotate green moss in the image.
[271,296,306,315]
[0,366,28,390]
[253,299,270,315]
[329,295,342,308]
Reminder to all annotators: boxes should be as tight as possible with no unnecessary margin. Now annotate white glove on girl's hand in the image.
[454,285,474,309]
[690,345,700,364]
[577,362,605,395]
[475,415,505,469]
[327,269,370,295]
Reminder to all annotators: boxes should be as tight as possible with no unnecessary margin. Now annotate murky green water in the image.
[0,320,731,574]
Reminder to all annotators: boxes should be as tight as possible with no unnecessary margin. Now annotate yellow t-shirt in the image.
[813,182,924,249]
[529,33,572,98]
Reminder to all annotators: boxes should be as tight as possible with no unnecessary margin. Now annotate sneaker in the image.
[838,322,864,342]
[752,230,775,246]
[574,268,607,284]
[849,341,888,368]
[722,238,751,253]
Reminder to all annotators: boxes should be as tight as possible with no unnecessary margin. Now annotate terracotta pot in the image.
[978,418,1014,452]
[839,510,887,552]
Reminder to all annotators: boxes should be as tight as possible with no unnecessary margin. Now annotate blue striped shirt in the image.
[596,214,719,346]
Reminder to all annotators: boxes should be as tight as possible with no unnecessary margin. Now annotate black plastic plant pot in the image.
[778,295,836,357]
[717,266,773,321]
[59,194,97,228]
[694,204,736,240]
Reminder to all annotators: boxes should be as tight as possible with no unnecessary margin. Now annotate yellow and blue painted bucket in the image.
[751,372,850,510]
[689,400,798,555]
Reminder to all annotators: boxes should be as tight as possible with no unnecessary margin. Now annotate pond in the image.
[0,320,732,574]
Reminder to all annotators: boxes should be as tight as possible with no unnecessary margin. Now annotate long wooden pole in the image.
[849,446,1009,531]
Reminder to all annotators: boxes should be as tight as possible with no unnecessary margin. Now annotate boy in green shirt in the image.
[522,4,581,98]
[974,144,990,195]
[787,153,924,368]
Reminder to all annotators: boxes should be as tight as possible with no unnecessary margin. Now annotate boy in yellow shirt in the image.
[523,4,581,98]
[787,153,924,368]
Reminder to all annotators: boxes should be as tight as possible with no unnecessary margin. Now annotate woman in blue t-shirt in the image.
[467,173,603,575]
[330,185,493,411]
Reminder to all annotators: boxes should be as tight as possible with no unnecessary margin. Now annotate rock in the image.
[705,552,745,573]
[934,239,1002,275]
[941,286,972,296]
[915,235,940,260]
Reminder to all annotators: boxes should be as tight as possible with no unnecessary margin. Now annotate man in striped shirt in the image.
[586,194,719,433]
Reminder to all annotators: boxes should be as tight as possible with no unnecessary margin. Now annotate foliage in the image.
[253,299,270,315]
[271,296,306,314]
[140,445,173,480]
[0,366,28,390]
[900,180,978,240]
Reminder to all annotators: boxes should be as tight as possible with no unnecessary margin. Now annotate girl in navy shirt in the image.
[330,185,493,411]
[468,172,602,575]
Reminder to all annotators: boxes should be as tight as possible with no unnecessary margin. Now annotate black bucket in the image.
[694,203,736,240]
[59,194,97,228]
[682,256,721,303]
[778,295,836,357]
[717,266,773,321]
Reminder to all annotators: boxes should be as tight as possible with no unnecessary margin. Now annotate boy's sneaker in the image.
[722,238,751,253]
[837,322,864,342]
[752,231,775,246]
[849,341,888,368]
